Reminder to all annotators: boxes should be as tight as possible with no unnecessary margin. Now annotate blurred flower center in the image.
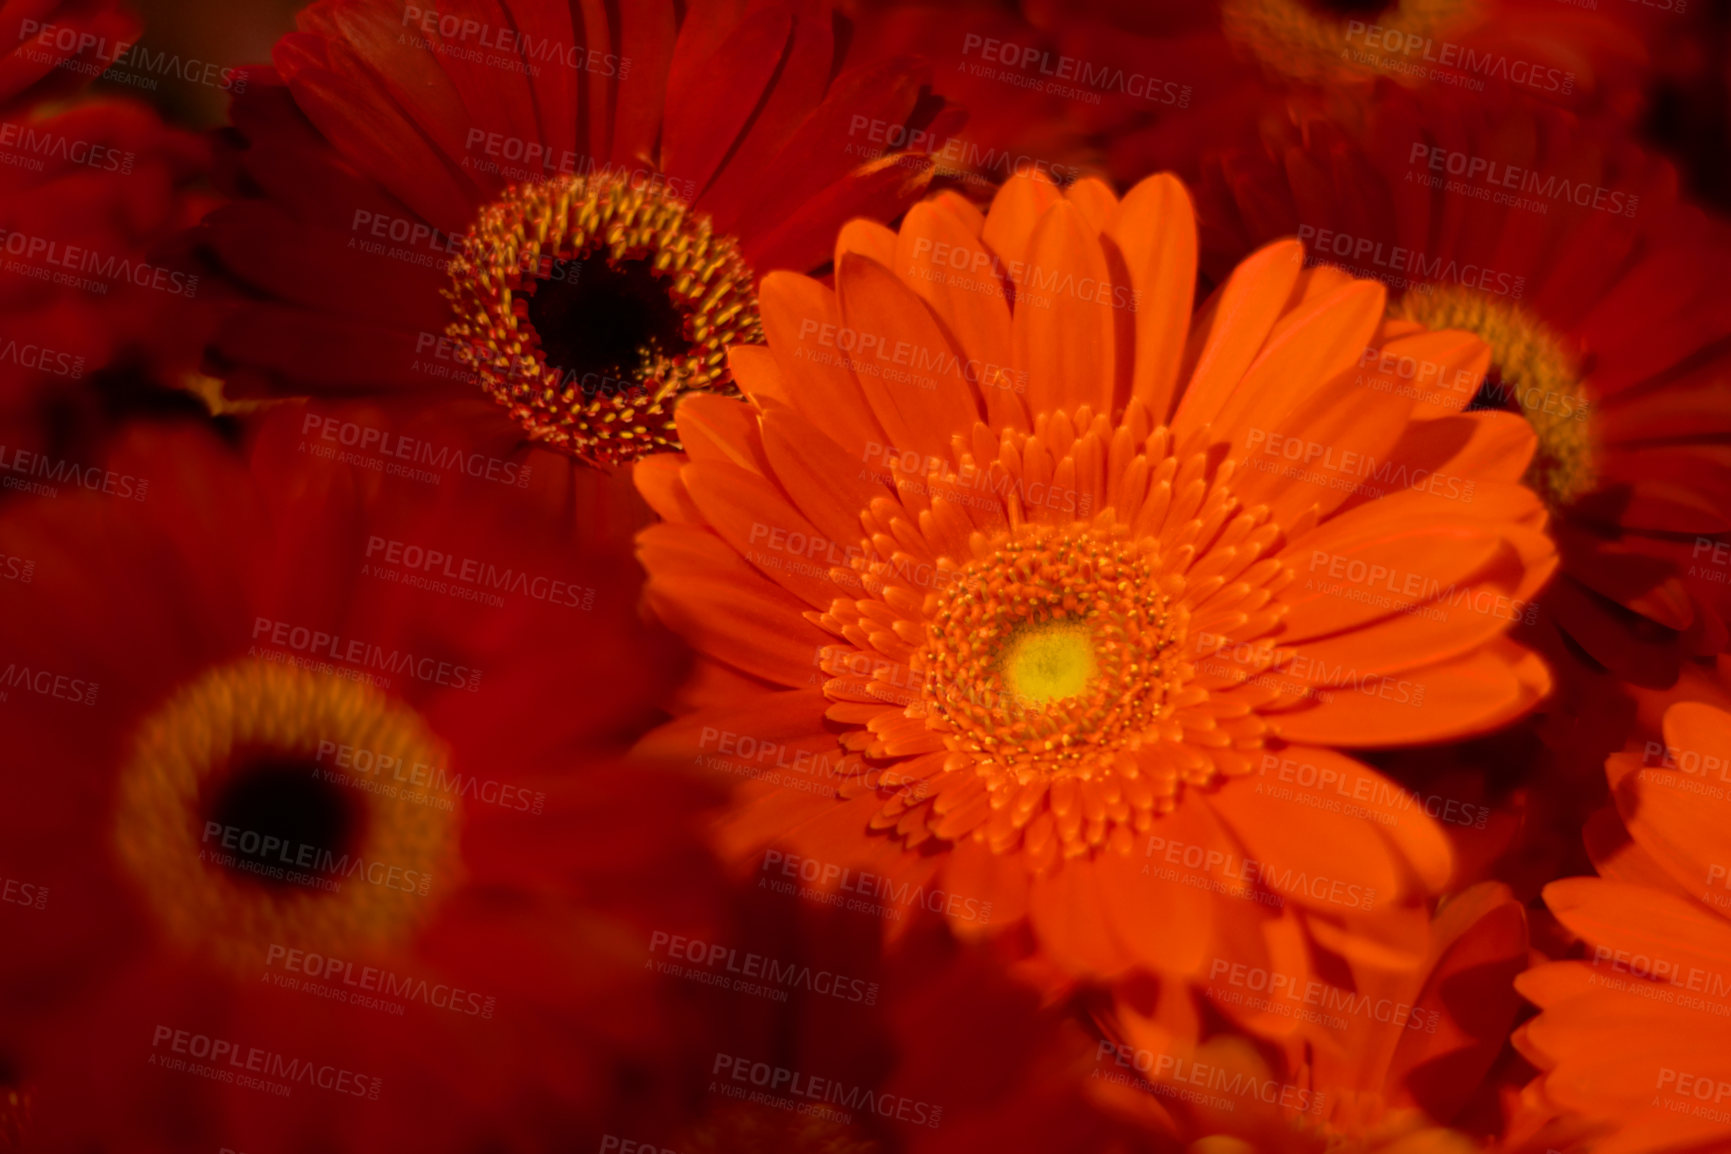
[1308,0,1398,12]
[444,171,764,468]
[0,1075,27,1151]
[1220,0,1479,84]
[1394,285,1596,510]
[205,756,358,889]
[920,524,1185,785]
[113,660,461,973]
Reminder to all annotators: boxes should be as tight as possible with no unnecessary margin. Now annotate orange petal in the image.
[673,391,771,474]
[727,344,791,410]
[892,199,1025,431]
[1173,238,1304,435]
[1268,638,1549,747]
[680,458,839,609]
[1107,172,1197,424]
[759,407,891,562]
[1208,278,1388,456]
[835,252,982,459]
[1241,746,1453,895]
[982,169,1061,276]
[834,217,898,269]
[634,452,702,524]
[760,270,885,456]
[1027,857,1133,980]
[640,522,829,686]
[1063,175,1119,234]
[1616,701,1731,903]
[1012,199,1117,419]
[1208,767,1407,910]
[1375,328,1490,421]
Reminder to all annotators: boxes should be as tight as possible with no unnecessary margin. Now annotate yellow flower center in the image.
[1394,284,1596,510]
[1220,0,1480,85]
[444,171,763,467]
[1003,622,1099,705]
[922,525,1185,784]
[113,659,461,974]
[819,404,1293,860]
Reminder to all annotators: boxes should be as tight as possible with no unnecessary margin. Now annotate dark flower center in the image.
[204,756,359,888]
[1306,0,1396,15]
[1465,365,1524,415]
[526,256,693,400]
[444,171,764,467]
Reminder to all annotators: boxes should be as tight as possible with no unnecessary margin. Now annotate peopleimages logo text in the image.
[1409,143,1639,216]
[364,536,596,610]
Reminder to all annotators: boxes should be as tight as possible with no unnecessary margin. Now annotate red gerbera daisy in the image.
[0,407,718,1152]
[198,0,959,469]
[0,0,141,114]
[0,98,211,468]
[831,0,1653,210]
[1187,82,1731,688]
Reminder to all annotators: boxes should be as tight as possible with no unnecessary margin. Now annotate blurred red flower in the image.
[1185,82,1731,688]
[0,99,212,467]
[0,407,718,1152]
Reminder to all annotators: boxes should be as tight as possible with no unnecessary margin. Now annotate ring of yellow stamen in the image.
[1394,284,1596,509]
[815,405,1295,863]
[444,171,763,467]
[113,659,460,974]
[1220,0,1481,85]
[922,525,1181,782]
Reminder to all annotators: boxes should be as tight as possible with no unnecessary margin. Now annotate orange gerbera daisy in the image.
[1097,882,1529,1154]
[199,0,958,469]
[1517,658,1731,1154]
[1185,83,1731,688]
[635,169,1556,995]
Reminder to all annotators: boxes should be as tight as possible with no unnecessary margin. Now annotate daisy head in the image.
[635,169,1555,996]
[200,0,957,468]
[1212,0,1641,110]
[0,409,714,1151]
[1189,83,1731,684]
